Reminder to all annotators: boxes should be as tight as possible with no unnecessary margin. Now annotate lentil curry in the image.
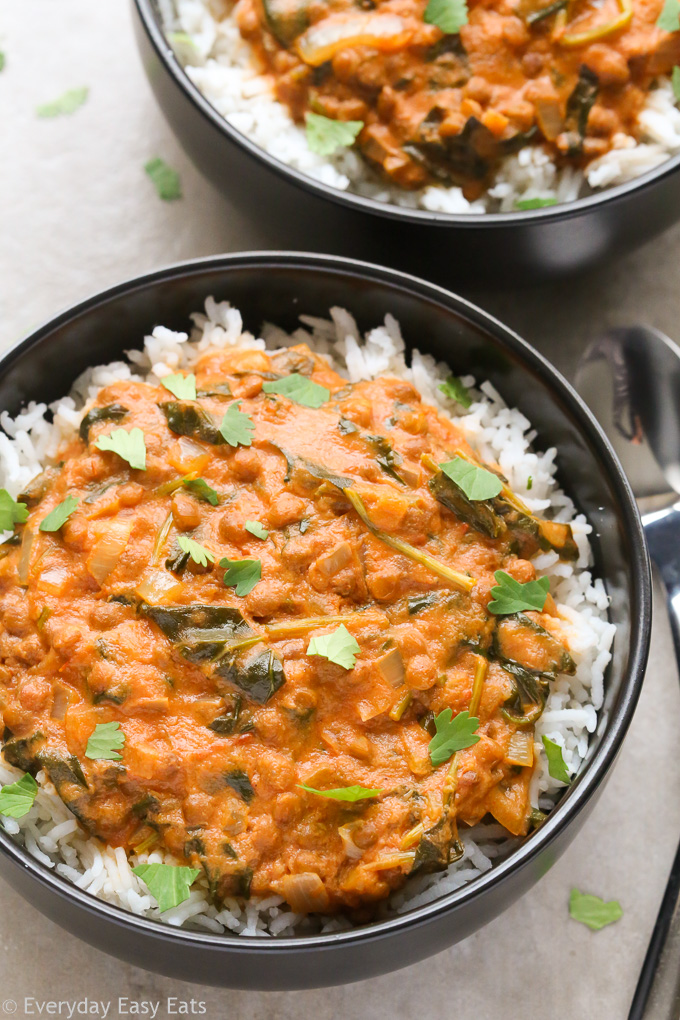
[230,0,680,197]
[0,344,579,916]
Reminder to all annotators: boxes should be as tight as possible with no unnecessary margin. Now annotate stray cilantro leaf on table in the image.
[569,889,623,931]
[0,773,38,819]
[0,489,28,532]
[95,427,147,470]
[439,375,472,408]
[220,557,261,596]
[0,52,5,73]
[488,570,550,615]
[516,197,558,210]
[424,0,468,34]
[183,478,219,505]
[39,495,79,533]
[86,721,125,761]
[440,456,503,500]
[542,736,571,784]
[262,373,330,408]
[144,157,182,201]
[428,709,480,766]
[177,535,215,567]
[245,521,269,540]
[307,624,360,670]
[161,373,196,400]
[219,401,256,447]
[305,113,364,156]
[37,86,89,118]
[298,783,382,802]
[132,863,200,913]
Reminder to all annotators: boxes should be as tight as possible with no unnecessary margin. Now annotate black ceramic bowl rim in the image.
[134,0,680,228]
[0,251,650,955]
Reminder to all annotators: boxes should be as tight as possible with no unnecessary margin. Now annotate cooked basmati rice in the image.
[0,298,614,935]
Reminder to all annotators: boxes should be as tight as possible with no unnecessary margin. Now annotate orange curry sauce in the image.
[0,345,577,915]
[230,0,680,195]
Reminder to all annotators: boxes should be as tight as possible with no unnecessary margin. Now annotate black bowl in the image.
[131,0,680,283]
[0,253,650,988]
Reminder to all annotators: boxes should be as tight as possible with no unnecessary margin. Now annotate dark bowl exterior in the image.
[131,0,680,283]
[0,253,651,988]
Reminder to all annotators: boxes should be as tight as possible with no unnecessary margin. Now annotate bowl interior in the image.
[0,253,649,947]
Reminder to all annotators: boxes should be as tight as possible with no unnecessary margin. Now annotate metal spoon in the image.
[575,326,680,1020]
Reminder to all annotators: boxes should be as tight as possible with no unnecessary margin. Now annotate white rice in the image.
[0,298,614,935]
[159,0,680,214]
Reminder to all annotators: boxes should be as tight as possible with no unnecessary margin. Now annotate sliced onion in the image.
[506,730,534,767]
[37,565,71,596]
[315,541,352,578]
[51,682,71,721]
[281,872,330,913]
[135,569,182,604]
[363,851,415,872]
[338,824,364,860]
[296,13,413,66]
[17,527,34,585]
[168,436,210,474]
[376,647,405,687]
[87,518,132,584]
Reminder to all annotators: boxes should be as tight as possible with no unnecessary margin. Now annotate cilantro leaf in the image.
[0,773,38,818]
[0,489,28,532]
[262,374,330,408]
[0,53,5,73]
[144,157,182,201]
[439,375,472,408]
[307,624,360,670]
[488,570,550,615]
[182,478,219,505]
[440,456,503,500]
[428,709,480,766]
[219,401,256,447]
[132,863,200,913]
[542,735,571,784]
[569,889,623,931]
[658,0,680,29]
[39,495,79,533]
[85,721,125,761]
[305,113,364,156]
[674,66,680,102]
[220,557,261,596]
[37,86,89,118]
[177,535,215,567]
[161,373,196,400]
[95,427,147,470]
[298,783,382,802]
[516,197,558,210]
[424,0,469,34]
[245,520,269,540]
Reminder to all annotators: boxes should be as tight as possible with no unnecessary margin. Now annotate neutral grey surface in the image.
[1,1,679,1017]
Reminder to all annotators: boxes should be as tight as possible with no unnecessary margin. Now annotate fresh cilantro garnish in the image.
[673,66,680,101]
[439,375,472,408]
[440,456,503,500]
[144,157,182,201]
[36,86,89,118]
[182,478,219,505]
[424,0,468,34]
[569,889,623,931]
[85,721,125,761]
[305,113,364,156]
[0,773,38,818]
[132,863,200,913]
[0,489,28,532]
[177,535,215,567]
[298,783,382,802]
[161,373,196,400]
[262,374,330,408]
[220,557,261,596]
[245,521,269,540]
[488,570,550,615]
[515,197,558,210]
[219,401,256,447]
[39,495,79,533]
[307,624,360,670]
[428,709,480,767]
[658,0,680,29]
[0,53,5,73]
[542,736,571,784]
[95,427,147,470]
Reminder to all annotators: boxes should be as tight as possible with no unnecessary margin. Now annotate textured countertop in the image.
[2,2,680,1017]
